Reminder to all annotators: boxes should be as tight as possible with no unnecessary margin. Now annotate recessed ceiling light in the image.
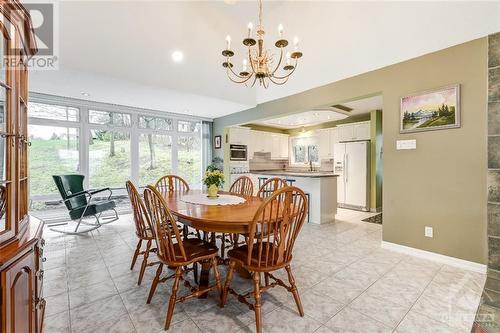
[81,91,90,97]
[171,50,184,62]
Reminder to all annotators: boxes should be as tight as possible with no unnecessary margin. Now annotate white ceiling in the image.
[29,1,500,119]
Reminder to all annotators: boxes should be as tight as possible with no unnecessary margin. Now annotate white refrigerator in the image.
[334,141,370,211]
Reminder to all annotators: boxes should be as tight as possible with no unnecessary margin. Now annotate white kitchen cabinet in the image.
[354,122,371,140]
[229,127,250,145]
[331,128,340,157]
[339,125,355,142]
[270,133,289,160]
[248,130,260,158]
[338,121,371,141]
[248,130,288,160]
[279,135,289,159]
[318,129,332,159]
[271,135,280,159]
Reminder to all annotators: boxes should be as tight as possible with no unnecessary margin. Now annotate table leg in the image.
[198,260,211,299]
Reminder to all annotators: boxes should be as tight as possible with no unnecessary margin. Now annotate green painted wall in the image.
[370,110,383,211]
[213,37,488,264]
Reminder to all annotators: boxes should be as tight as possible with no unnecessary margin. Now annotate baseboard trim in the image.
[381,241,487,274]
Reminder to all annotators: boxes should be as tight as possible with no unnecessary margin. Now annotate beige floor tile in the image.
[396,311,458,333]
[41,209,485,333]
[44,310,71,333]
[69,279,118,309]
[45,292,69,317]
[324,307,392,333]
[349,293,411,328]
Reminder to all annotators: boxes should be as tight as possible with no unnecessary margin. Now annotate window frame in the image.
[27,93,209,203]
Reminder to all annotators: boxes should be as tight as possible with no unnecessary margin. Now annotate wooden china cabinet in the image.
[0,1,41,333]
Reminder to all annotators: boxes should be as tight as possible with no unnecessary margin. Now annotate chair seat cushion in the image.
[69,200,116,220]
[227,243,289,268]
[170,238,219,263]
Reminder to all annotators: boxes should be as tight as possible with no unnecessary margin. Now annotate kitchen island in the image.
[249,170,338,224]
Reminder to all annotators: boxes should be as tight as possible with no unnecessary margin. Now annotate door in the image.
[344,141,369,208]
[333,143,346,205]
[2,251,36,333]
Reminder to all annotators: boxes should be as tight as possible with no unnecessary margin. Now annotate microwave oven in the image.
[230,144,247,161]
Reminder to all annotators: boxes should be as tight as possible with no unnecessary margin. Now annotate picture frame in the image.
[214,135,222,149]
[400,84,461,134]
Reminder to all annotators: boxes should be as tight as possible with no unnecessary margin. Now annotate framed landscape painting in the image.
[400,84,460,133]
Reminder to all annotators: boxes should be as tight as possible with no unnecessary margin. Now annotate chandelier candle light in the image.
[222,0,303,88]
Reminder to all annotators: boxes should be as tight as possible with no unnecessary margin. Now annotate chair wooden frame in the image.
[143,185,222,330]
[256,177,289,198]
[154,175,190,194]
[126,180,160,285]
[155,174,200,239]
[221,186,308,333]
[220,176,255,256]
[229,176,254,196]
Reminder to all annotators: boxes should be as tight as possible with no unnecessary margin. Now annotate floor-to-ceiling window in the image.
[28,103,80,205]
[88,110,132,189]
[177,120,202,188]
[27,94,208,221]
[137,115,173,186]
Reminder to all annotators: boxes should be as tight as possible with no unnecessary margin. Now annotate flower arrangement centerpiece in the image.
[203,165,225,198]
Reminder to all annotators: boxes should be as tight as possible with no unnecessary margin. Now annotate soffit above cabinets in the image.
[250,95,383,129]
[253,110,349,129]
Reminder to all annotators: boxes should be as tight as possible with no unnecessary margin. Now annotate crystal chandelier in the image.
[221,0,303,88]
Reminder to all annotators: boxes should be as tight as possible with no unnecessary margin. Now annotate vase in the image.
[207,184,218,198]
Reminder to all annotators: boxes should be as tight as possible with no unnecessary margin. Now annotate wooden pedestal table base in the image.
[160,190,263,298]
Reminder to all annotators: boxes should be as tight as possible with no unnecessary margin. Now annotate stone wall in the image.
[473,31,500,333]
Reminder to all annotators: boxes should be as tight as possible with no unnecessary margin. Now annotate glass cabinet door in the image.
[0,25,11,237]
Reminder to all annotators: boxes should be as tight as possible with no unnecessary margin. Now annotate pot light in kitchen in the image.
[221,0,303,88]
[80,91,90,97]
[171,50,184,63]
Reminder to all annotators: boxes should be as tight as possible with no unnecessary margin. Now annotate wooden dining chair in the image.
[256,177,288,198]
[154,175,190,194]
[126,180,159,285]
[154,174,198,238]
[221,186,308,333]
[222,176,255,253]
[143,185,222,330]
[229,175,254,196]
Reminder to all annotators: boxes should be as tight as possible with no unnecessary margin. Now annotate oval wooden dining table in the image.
[161,189,263,234]
[160,189,263,294]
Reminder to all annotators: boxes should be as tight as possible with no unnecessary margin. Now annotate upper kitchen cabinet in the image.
[228,127,250,145]
[319,128,340,160]
[247,130,289,160]
[271,134,289,160]
[338,121,370,141]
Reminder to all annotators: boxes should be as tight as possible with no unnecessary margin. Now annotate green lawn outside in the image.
[29,138,79,196]
[29,134,202,198]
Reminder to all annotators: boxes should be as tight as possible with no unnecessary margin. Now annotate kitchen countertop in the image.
[249,170,338,178]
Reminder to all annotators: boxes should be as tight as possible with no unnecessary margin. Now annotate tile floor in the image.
[42,209,486,333]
